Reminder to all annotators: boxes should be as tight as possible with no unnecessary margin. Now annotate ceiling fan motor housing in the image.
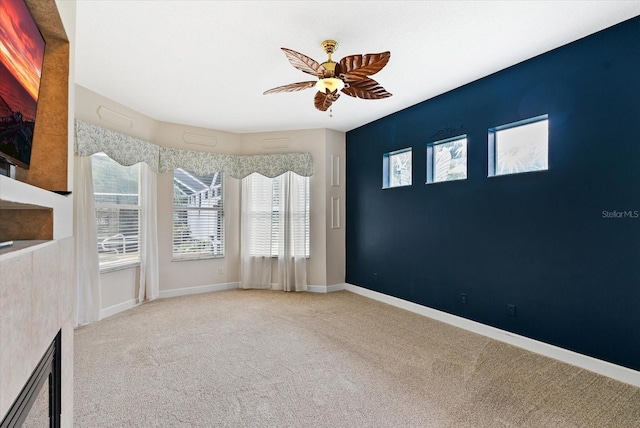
[318,40,344,92]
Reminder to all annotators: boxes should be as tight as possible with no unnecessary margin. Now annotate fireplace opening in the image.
[1,330,61,428]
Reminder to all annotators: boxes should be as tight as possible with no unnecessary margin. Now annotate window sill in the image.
[171,254,225,262]
[382,183,412,189]
[247,255,311,259]
[426,177,467,185]
[99,261,140,274]
[488,168,548,178]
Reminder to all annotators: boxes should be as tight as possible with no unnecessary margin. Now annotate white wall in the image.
[55,3,77,426]
[75,85,345,313]
[153,121,242,293]
[239,129,329,286]
[75,85,157,307]
[325,129,346,285]
[100,267,139,309]
[75,85,158,141]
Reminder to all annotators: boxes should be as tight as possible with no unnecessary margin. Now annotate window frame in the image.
[488,115,549,177]
[172,169,225,261]
[426,135,468,184]
[91,153,141,273]
[246,173,310,258]
[383,147,413,189]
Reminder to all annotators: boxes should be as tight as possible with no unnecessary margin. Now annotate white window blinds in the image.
[173,169,224,259]
[245,173,309,257]
[91,152,141,271]
[246,173,277,256]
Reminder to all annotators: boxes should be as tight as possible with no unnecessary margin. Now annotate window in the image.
[427,135,467,183]
[489,115,548,176]
[245,173,310,257]
[383,148,412,188]
[173,169,224,259]
[91,153,140,271]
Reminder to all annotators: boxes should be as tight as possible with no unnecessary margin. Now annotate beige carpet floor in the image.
[74,290,640,427]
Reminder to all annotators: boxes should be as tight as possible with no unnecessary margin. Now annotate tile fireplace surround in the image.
[1,331,61,427]
[0,239,74,426]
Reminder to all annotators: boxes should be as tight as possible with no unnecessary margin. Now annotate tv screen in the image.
[0,0,45,169]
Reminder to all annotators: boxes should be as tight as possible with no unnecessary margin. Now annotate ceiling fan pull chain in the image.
[329,107,333,118]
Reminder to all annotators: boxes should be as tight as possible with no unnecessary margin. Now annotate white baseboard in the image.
[308,283,346,293]
[344,283,640,388]
[159,282,240,299]
[100,298,139,320]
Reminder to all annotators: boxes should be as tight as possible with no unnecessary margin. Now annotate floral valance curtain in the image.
[75,120,314,178]
[75,120,160,171]
[159,148,313,178]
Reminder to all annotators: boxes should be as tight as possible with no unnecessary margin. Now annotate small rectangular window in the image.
[383,148,412,188]
[427,135,467,184]
[173,168,224,260]
[91,153,140,272]
[489,115,548,176]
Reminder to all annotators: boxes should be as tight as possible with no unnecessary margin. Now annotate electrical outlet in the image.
[460,293,467,304]
[218,267,224,275]
[507,304,516,317]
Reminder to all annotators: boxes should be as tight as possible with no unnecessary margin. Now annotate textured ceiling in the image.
[74,1,640,134]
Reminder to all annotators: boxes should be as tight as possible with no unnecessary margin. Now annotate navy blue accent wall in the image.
[345,17,640,371]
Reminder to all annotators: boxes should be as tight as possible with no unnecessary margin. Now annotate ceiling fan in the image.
[263,40,392,112]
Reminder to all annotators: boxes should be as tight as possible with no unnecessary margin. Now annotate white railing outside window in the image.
[91,153,141,271]
[172,169,224,260]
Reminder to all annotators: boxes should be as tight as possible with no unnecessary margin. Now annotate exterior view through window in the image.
[173,168,224,259]
[384,148,412,188]
[490,116,548,176]
[91,152,140,271]
[427,136,467,183]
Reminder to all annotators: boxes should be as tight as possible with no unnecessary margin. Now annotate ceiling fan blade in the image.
[341,78,392,99]
[339,52,390,82]
[314,89,340,111]
[282,48,326,77]
[263,81,316,95]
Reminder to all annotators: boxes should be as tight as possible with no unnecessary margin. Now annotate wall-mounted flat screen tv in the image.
[0,0,46,169]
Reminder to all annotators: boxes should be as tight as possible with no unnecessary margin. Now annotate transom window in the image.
[427,135,468,184]
[383,148,412,188]
[489,115,548,176]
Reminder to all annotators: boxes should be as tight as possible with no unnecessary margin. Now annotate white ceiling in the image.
[74,1,640,134]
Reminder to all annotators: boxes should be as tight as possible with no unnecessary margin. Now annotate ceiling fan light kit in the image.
[315,77,344,93]
[264,39,392,111]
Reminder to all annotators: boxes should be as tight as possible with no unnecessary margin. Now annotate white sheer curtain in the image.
[276,172,308,292]
[73,155,101,325]
[240,173,274,289]
[240,172,308,292]
[139,163,159,302]
[74,156,159,325]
